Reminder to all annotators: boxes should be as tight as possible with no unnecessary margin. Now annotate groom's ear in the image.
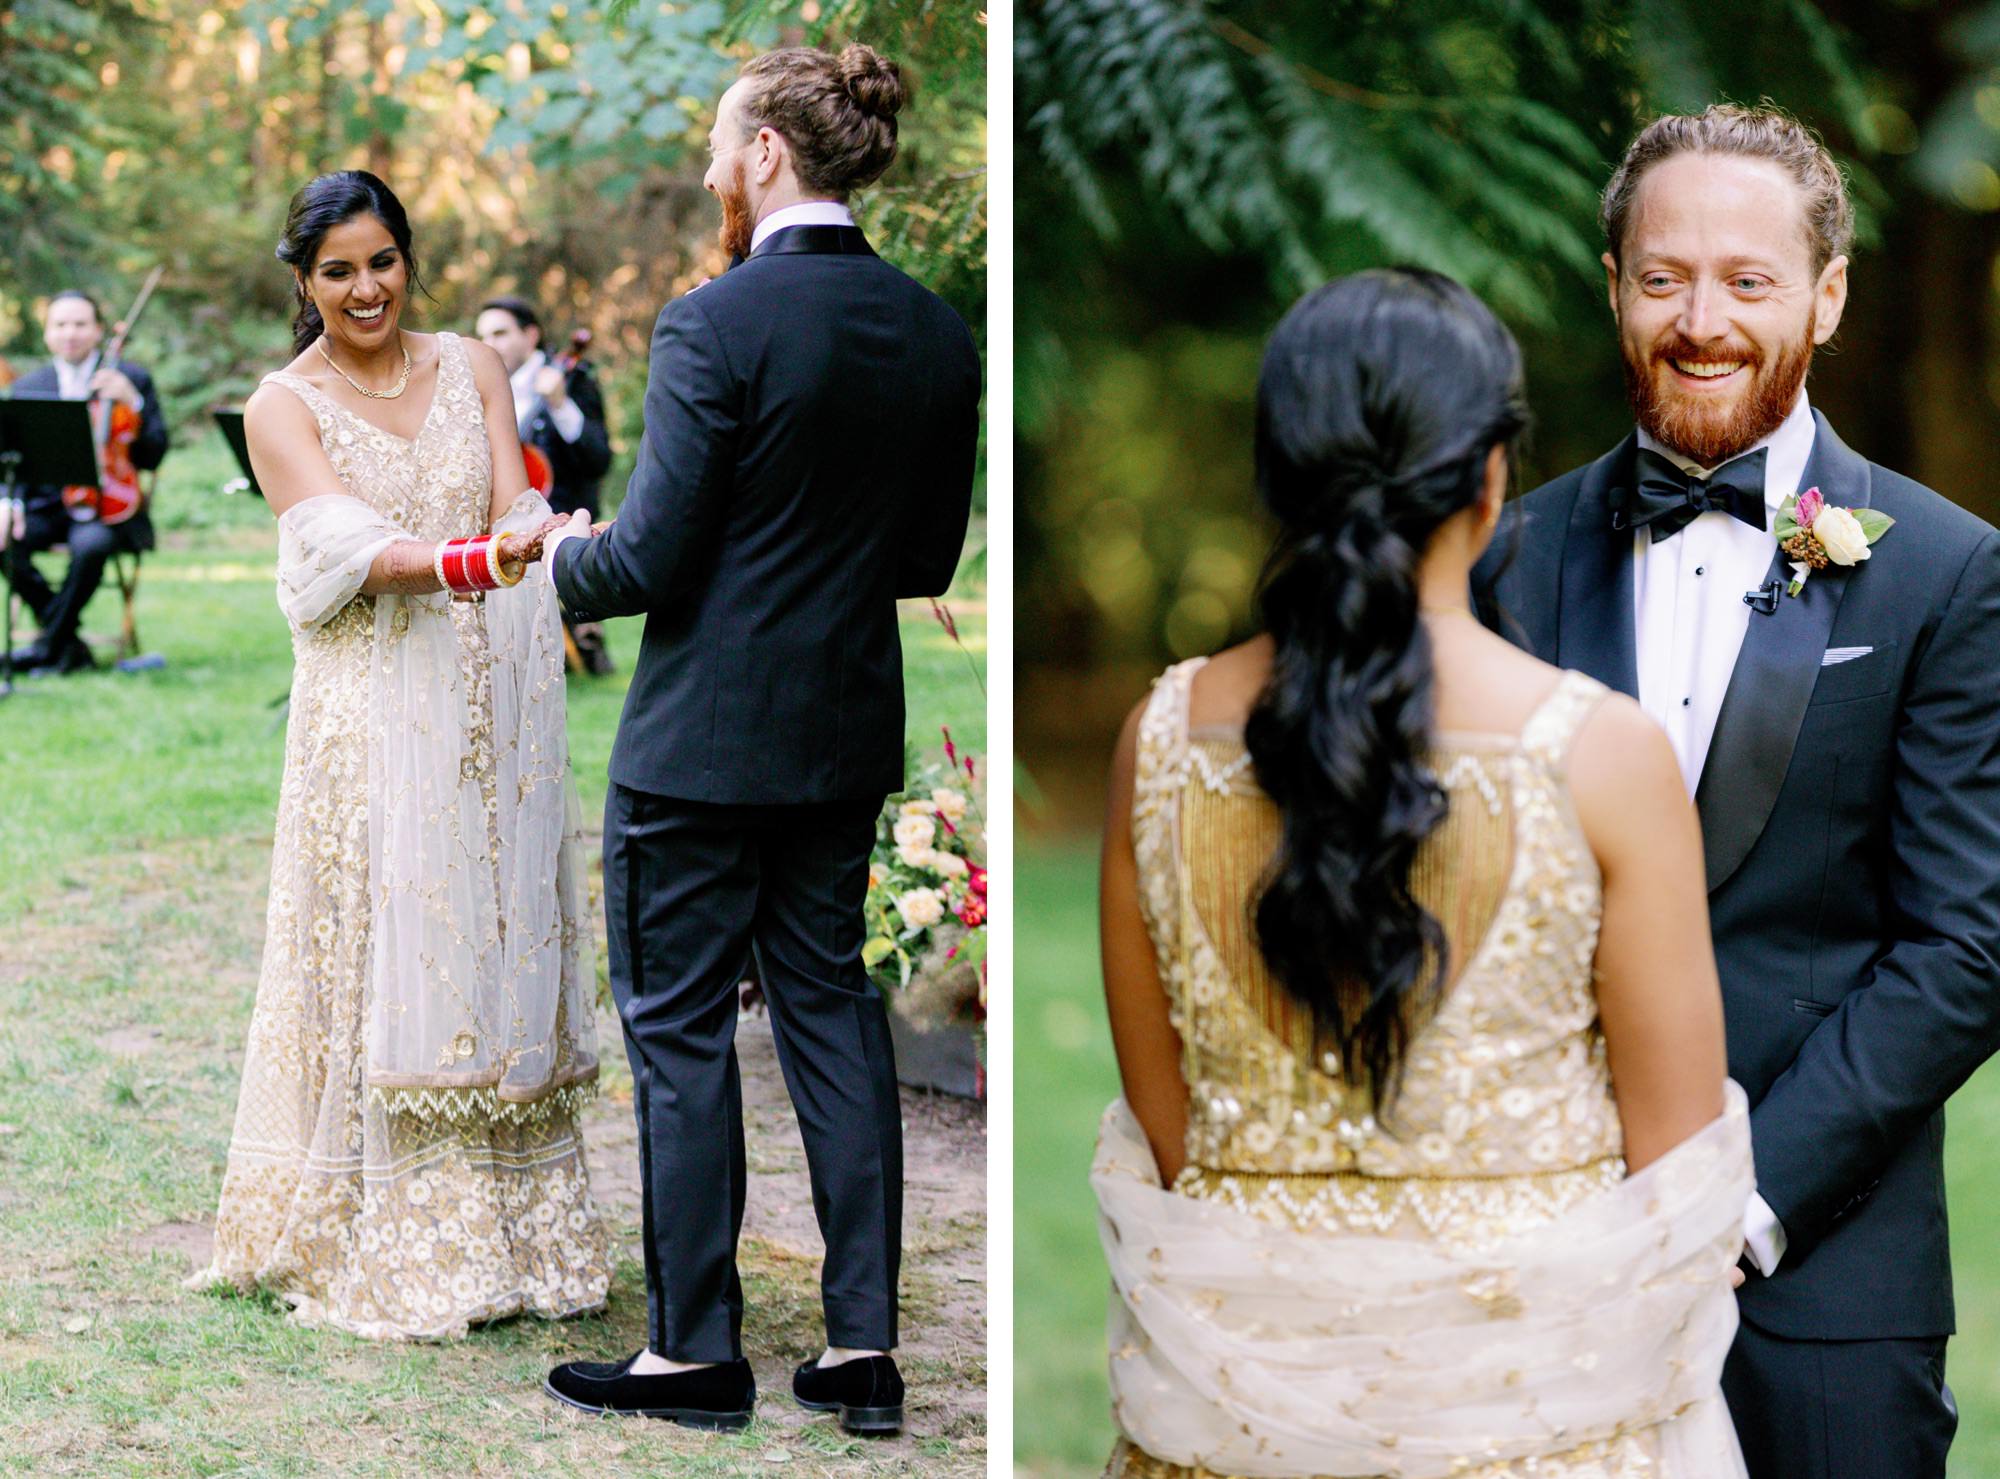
[752,124,787,188]
[1601,252,1620,321]
[1811,254,1849,346]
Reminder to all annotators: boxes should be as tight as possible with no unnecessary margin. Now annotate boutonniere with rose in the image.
[1773,486,1895,596]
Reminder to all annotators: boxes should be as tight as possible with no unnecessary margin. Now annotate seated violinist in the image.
[4,291,168,674]
[474,295,616,673]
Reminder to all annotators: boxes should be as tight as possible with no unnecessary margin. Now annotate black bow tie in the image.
[1618,447,1770,543]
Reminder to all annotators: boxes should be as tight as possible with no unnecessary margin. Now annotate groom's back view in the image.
[545,42,979,1434]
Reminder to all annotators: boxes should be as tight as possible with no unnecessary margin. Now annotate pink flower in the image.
[969,865,987,897]
[966,755,976,782]
[931,599,960,642]
[957,897,986,928]
[934,810,958,836]
[1797,486,1824,529]
[941,725,957,767]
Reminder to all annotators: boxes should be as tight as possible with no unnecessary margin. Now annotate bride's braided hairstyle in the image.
[1244,268,1528,1111]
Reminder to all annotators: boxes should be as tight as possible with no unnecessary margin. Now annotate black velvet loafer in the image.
[544,1352,756,1430]
[792,1353,904,1435]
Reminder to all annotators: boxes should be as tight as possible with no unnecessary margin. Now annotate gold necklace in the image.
[1420,605,1476,619]
[317,336,411,399]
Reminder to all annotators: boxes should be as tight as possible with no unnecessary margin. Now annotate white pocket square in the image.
[1822,646,1874,666]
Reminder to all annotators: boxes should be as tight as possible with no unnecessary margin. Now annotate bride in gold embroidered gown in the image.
[1095,271,1753,1477]
[188,172,609,1339]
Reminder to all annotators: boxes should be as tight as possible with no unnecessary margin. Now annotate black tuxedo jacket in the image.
[1473,413,2000,1340]
[7,358,168,551]
[524,358,612,519]
[553,223,981,804]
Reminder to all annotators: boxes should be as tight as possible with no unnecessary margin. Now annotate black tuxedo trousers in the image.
[1474,413,2000,1476]
[604,784,900,1359]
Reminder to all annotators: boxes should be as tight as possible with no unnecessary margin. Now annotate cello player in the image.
[3,290,168,675]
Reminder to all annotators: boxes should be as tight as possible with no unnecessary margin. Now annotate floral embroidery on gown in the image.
[189,333,610,1340]
[1100,658,1750,1479]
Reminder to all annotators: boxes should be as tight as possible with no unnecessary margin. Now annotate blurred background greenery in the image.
[2,0,984,534]
[1016,1,2000,1473]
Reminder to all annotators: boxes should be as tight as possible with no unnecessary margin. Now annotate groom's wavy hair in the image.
[1601,103,1854,277]
[735,44,907,199]
[1246,269,1528,1113]
[277,171,433,357]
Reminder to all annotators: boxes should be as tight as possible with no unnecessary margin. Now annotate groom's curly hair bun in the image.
[838,43,906,120]
[739,44,907,198]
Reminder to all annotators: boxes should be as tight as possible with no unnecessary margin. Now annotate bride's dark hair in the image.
[276,171,430,357]
[1244,267,1528,1110]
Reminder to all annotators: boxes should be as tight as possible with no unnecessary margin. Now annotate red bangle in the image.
[436,535,502,595]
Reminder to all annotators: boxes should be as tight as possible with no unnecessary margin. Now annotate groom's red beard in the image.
[1621,309,1815,467]
[718,159,755,261]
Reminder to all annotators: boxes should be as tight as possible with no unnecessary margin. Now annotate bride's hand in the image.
[493,515,572,569]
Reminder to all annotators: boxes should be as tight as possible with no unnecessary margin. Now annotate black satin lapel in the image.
[1695,412,1872,891]
[1557,435,1641,698]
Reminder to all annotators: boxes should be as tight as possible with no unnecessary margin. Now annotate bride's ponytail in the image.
[1243,269,1527,1110]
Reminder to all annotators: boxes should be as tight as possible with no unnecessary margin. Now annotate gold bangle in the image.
[488,535,525,588]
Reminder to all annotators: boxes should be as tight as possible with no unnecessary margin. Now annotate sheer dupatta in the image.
[276,489,596,1127]
[1094,1082,1753,1478]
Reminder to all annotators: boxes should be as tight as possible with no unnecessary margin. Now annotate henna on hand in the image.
[362,539,448,596]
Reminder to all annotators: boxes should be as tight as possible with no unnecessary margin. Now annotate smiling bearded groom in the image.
[536,43,980,1434]
[1474,105,2000,1479]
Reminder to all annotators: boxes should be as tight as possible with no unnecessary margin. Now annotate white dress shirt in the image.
[1630,391,1814,1281]
[1632,390,1816,796]
[750,200,856,252]
[509,349,585,444]
[54,352,100,402]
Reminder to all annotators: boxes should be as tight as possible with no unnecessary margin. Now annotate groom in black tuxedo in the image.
[1476,105,2000,1478]
[541,43,979,1434]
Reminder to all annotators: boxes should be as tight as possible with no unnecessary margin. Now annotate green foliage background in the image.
[1,0,985,524]
[1017,0,2000,822]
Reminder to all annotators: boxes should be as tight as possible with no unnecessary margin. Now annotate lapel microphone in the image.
[1744,579,1783,616]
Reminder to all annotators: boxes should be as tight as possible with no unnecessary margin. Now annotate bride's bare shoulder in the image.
[1186,634,1273,729]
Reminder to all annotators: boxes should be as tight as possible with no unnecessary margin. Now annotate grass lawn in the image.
[1013,839,2000,1478]
[0,505,985,1478]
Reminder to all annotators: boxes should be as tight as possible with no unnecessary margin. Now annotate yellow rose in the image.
[930,787,968,822]
[1814,506,1871,566]
[893,814,935,852]
[895,887,945,929]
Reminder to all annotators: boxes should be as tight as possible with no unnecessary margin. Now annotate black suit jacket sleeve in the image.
[549,364,612,483]
[553,296,738,622]
[1750,527,2000,1257]
[893,321,979,598]
[126,363,169,473]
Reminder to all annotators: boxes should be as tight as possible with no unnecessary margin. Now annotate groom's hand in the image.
[541,508,593,570]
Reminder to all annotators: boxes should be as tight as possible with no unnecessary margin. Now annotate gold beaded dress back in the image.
[1131,659,1625,1213]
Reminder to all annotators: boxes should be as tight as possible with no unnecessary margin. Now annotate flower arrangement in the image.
[863,726,987,1033]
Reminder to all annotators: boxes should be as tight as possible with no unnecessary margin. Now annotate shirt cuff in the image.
[1743,1191,1788,1277]
[543,524,586,573]
[548,398,586,444]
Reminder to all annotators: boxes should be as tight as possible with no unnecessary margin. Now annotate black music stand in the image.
[212,409,264,499]
[0,399,98,699]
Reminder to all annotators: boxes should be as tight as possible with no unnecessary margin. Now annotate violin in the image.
[521,327,592,497]
[62,266,164,526]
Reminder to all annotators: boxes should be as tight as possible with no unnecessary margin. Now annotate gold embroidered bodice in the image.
[191,332,609,1340]
[1133,660,1624,1240]
[1111,661,1656,1479]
